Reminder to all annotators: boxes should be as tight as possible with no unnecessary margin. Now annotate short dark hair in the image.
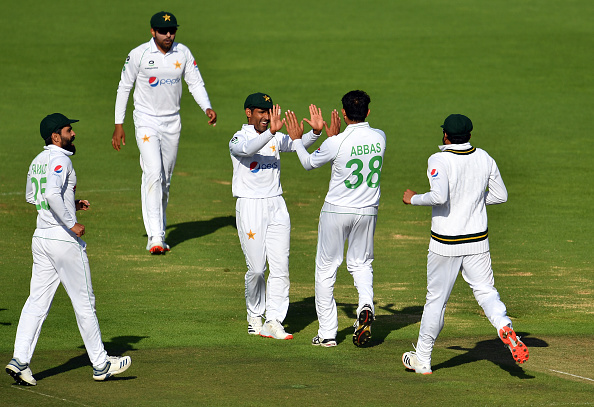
[444,130,471,144]
[341,90,370,122]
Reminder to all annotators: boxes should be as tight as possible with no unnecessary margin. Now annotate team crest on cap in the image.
[163,14,171,21]
[54,165,63,174]
[430,169,438,177]
[263,95,270,102]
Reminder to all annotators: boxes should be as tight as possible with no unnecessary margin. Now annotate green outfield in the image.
[1,0,593,405]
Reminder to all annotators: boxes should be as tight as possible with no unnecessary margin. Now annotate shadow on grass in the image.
[433,334,548,378]
[34,335,147,382]
[284,296,317,335]
[164,215,236,248]
[0,308,10,326]
[285,298,423,347]
[335,303,424,347]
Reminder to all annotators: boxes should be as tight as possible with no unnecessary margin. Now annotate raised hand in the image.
[324,109,341,137]
[269,104,285,134]
[303,104,324,135]
[285,110,304,140]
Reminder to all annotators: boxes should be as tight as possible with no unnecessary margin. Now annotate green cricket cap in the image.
[244,93,273,110]
[40,113,78,141]
[441,114,473,136]
[151,11,179,28]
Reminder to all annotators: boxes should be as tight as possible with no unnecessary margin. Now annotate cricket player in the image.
[285,90,386,347]
[401,114,529,374]
[6,113,131,386]
[112,11,217,254]
[230,93,323,339]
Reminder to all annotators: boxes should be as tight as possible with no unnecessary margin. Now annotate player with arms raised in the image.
[285,90,386,347]
[229,93,322,339]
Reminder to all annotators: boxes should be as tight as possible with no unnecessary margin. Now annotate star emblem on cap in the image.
[174,60,181,69]
[263,95,270,102]
[142,135,150,143]
[163,14,171,21]
[247,230,256,240]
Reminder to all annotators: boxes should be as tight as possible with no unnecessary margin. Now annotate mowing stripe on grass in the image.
[550,369,594,383]
[12,386,92,406]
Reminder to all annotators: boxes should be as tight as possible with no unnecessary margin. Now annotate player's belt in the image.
[430,229,488,244]
[444,147,476,155]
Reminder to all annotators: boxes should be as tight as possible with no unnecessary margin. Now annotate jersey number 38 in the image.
[344,155,383,189]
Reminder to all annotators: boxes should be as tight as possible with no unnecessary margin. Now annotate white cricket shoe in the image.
[248,316,263,335]
[311,335,337,347]
[5,358,36,386]
[93,356,131,381]
[402,351,432,375]
[147,237,170,254]
[259,320,293,340]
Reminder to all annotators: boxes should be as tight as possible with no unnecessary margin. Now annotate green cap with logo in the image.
[244,93,273,110]
[151,11,179,28]
[441,114,473,136]
[40,113,79,141]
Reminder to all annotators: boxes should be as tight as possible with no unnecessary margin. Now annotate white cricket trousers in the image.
[315,203,377,340]
[415,251,512,365]
[134,110,182,241]
[13,234,108,368]
[236,196,290,323]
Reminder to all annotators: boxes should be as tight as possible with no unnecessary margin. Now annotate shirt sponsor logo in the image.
[145,60,158,70]
[430,169,438,177]
[54,165,63,174]
[230,136,239,144]
[148,77,181,87]
[249,161,278,173]
[193,60,198,68]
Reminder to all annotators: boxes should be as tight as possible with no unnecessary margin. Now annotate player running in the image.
[285,90,386,347]
[401,114,529,374]
[6,113,131,386]
[229,93,322,339]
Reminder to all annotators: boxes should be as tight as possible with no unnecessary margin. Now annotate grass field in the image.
[1,0,593,405]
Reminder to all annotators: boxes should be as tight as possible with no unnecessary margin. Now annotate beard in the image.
[61,137,76,155]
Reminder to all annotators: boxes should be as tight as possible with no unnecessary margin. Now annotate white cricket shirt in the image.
[26,145,78,235]
[115,38,212,123]
[294,122,386,209]
[229,124,319,198]
[411,142,508,256]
